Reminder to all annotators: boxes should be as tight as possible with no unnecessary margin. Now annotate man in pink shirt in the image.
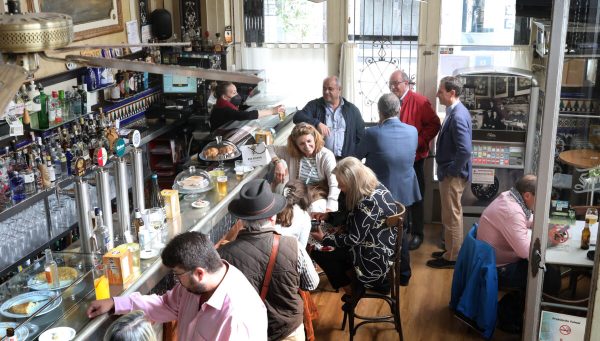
[87,232,267,341]
[477,174,559,293]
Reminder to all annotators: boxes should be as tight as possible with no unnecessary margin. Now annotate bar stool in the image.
[340,202,406,341]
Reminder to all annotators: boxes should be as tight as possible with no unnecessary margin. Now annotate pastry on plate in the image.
[218,145,235,156]
[203,147,219,159]
[9,301,39,315]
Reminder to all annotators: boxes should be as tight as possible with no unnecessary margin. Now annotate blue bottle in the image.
[65,148,73,176]
[10,171,26,203]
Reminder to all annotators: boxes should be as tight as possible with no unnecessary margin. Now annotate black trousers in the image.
[409,158,425,238]
[312,226,412,290]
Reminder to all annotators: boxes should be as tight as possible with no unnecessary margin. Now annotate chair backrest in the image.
[388,202,406,298]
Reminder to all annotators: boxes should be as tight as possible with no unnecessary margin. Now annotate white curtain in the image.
[339,42,358,102]
[240,44,328,108]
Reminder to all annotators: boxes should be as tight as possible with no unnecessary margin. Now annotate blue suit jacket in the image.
[435,101,472,181]
[450,225,498,340]
[355,117,422,206]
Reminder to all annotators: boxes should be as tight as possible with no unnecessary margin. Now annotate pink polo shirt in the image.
[113,261,267,341]
[477,191,533,266]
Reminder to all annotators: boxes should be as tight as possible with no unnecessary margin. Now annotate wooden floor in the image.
[311,223,521,341]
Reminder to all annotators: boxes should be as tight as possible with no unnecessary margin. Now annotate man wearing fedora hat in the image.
[219,179,319,341]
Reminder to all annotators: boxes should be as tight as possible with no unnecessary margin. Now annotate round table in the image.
[559,149,600,169]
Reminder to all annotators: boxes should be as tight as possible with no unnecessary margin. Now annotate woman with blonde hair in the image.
[311,157,410,294]
[270,122,339,212]
[103,310,156,341]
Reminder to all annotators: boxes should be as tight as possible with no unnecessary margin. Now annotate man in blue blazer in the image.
[355,93,422,207]
[428,76,472,269]
[355,93,420,285]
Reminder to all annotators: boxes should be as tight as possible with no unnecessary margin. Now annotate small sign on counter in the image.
[472,168,495,185]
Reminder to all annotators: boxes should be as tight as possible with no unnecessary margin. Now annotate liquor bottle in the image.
[22,109,31,133]
[65,148,73,176]
[34,157,43,190]
[44,248,60,289]
[150,173,165,210]
[214,33,224,53]
[27,80,39,113]
[48,91,59,124]
[581,220,591,250]
[58,90,67,121]
[37,86,49,129]
[10,171,25,203]
[95,207,113,252]
[133,208,144,239]
[78,81,88,115]
[71,86,82,117]
[46,158,56,185]
[22,162,36,196]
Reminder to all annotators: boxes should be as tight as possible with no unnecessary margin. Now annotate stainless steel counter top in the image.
[49,119,295,340]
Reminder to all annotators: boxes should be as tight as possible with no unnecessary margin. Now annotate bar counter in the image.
[41,118,295,340]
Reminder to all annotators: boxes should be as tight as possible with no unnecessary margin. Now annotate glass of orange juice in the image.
[93,265,110,300]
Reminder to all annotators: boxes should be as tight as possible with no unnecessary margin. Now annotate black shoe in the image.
[408,235,423,251]
[431,250,446,258]
[426,258,456,269]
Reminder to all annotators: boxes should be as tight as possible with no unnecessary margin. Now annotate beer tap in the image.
[73,157,93,254]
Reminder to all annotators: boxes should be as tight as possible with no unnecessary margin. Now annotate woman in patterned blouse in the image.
[311,157,400,294]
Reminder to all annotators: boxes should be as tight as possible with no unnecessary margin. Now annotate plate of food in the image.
[0,291,62,319]
[0,322,30,340]
[27,267,79,291]
[39,327,76,341]
[177,175,210,191]
[199,141,241,162]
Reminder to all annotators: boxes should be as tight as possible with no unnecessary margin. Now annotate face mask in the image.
[230,95,243,106]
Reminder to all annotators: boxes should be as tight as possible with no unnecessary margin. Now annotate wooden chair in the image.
[340,202,406,341]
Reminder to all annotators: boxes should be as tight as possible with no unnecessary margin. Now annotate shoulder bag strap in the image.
[260,234,280,301]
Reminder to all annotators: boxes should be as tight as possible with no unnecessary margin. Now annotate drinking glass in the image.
[585,207,598,226]
[93,265,110,300]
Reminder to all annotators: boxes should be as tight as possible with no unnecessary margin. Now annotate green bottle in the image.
[38,86,49,129]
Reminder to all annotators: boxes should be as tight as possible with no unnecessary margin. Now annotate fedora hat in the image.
[228,179,286,220]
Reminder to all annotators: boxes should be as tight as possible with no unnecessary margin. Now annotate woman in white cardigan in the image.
[270,123,340,212]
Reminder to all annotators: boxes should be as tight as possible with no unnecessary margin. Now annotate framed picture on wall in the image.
[473,76,490,97]
[28,0,123,41]
[515,76,532,96]
[494,76,509,98]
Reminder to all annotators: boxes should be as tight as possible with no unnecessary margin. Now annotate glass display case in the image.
[0,251,96,341]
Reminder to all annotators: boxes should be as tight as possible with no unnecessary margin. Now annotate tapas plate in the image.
[27,267,79,291]
[0,291,62,319]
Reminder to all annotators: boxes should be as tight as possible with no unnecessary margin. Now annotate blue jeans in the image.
[497,259,561,295]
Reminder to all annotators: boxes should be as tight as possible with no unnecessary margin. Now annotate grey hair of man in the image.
[103,310,157,341]
[324,75,342,88]
[439,76,463,97]
[242,217,273,231]
[378,93,401,120]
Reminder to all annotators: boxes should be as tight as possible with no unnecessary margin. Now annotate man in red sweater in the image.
[389,70,441,250]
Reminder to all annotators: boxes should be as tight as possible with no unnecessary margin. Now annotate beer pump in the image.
[129,130,145,212]
[73,157,94,254]
[113,137,130,244]
[94,147,114,246]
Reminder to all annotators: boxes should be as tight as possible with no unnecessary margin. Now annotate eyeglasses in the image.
[389,81,408,87]
[172,270,191,283]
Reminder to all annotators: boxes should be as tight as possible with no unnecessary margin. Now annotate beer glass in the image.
[217,176,228,196]
[585,207,598,226]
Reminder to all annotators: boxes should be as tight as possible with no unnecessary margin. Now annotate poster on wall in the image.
[539,311,586,340]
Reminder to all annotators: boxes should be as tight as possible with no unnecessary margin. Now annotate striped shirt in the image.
[298,157,320,185]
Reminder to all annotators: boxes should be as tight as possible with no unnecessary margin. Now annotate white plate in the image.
[39,327,76,341]
[234,165,255,173]
[140,249,159,259]
[27,269,79,291]
[0,291,62,319]
[0,322,30,340]
[191,200,210,209]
